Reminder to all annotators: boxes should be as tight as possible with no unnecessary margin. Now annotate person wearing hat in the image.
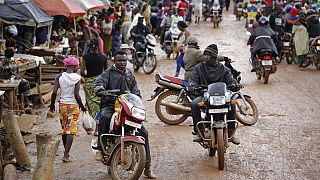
[49,56,87,163]
[130,15,151,53]
[183,36,205,81]
[93,50,157,179]
[248,16,278,72]
[188,44,241,144]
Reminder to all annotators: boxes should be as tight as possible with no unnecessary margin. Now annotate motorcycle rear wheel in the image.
[263,69,270,84]
[217,128,225,170]
[155,90,189,125]
[235,96,258,126]
[109,142,146,180]
[143,55,157,74]
[315,62,320,70]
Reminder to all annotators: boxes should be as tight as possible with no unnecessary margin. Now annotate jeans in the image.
[191,96,236,137]
[251,51,256,67]
[134,41,145,53]
[175,52,185,76]
[99,106,152,169]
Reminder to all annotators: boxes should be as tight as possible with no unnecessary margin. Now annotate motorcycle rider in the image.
[183,36,205,81]
[248,16,278,72]
[160,9,173,47]
[130,16,151,53]
[93,50,157,179]
[306,9,320,39]
[269,6,284,57]
[244,0,260,29]
[188,44,241,144]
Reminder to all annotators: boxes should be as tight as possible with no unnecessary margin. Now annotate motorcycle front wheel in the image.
[155,90,189,125]
[235,96,258,126]
[217,128,225,170]
[143,54,157,74]
[109,142,146,180]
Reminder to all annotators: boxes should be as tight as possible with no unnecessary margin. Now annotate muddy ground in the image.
[18,7,320,180]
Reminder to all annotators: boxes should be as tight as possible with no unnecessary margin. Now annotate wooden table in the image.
[0,82,20,110]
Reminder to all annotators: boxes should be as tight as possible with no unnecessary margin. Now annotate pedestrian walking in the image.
[49,56,87,163]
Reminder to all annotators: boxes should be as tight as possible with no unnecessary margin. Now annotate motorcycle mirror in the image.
[246,31,252,36]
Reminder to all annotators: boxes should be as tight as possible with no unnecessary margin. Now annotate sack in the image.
[81,111,95,133]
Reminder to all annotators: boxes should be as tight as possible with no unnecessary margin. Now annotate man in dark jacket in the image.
[248,16,278,72]
[306,9,320,39]
[269,7,284,56]
[93,50,157,179]
[130,16,151,52]
[188,44,240,144]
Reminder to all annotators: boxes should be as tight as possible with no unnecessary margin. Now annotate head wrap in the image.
[64,56,80,67]
[204,44,218,55]
[290,7,298,16]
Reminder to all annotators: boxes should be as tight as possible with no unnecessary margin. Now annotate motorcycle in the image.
[211,4,221,28]
[193,83,241,170]
[279,32,294,64]
[163,24,181,60]
[148,59,258,126]
[202,0,210,21]
[255,49,278,84]
[247,18,255,34]
[300,37,320,70]
[93,90,147,180]
[132,34,157,74]
[235,3,243,21]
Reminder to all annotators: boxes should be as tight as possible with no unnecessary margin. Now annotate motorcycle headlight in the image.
[209,96,226,106]
[132,107,146,121]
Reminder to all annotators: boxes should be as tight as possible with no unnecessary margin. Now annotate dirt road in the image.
[19,9,320,180]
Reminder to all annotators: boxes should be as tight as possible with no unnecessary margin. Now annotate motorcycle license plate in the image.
[125,120,142,129]
[316,46,320,50]
[262,60,273,65]
[283,42,290,47]
[237,8,243,11]
[248,24,253,28]
[208,108,228,114]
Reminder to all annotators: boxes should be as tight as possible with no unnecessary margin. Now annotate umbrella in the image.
[0,0,53,27]
[32,0,86,17]
[72,0,105,12]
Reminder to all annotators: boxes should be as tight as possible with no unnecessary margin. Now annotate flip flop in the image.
[62,157,72,163]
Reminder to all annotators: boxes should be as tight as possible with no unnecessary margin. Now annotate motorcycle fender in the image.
[124,136,145,144]
[147,86,164,101]
[231,93,251,100]
[264,65,271,70]
[106,136,145,166]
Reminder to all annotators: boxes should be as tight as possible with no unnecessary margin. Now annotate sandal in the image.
[62,155,72,163]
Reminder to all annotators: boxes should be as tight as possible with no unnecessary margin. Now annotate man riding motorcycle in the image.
[93,50,157,179]
[160,9,173,47]
[306,9,320,39]
[248,16,278,72]
[244,0,260,29]
[188,44,241,144]
[130,16,151,53]
[269,6,284,57]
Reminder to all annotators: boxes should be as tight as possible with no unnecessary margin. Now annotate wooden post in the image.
[33,137,60,180]
[35,133,52,161]
[3,163,17,180]
[2,111,31,169]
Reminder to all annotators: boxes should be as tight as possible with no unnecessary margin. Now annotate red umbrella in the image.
[32,0,86,17]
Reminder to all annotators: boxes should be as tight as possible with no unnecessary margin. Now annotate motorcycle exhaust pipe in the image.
[160,100,191,112]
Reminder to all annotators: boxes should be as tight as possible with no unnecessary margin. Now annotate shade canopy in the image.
[73,0,105,12]
[32,0,86,17]
[0,0,53,27]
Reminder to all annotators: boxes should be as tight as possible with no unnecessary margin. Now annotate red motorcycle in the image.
[94,90,147,180]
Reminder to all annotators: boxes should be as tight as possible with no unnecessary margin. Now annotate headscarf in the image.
[64,56,80,67]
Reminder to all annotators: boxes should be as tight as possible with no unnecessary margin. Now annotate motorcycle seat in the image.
[156,73,189,87]
[257,49,274,56]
